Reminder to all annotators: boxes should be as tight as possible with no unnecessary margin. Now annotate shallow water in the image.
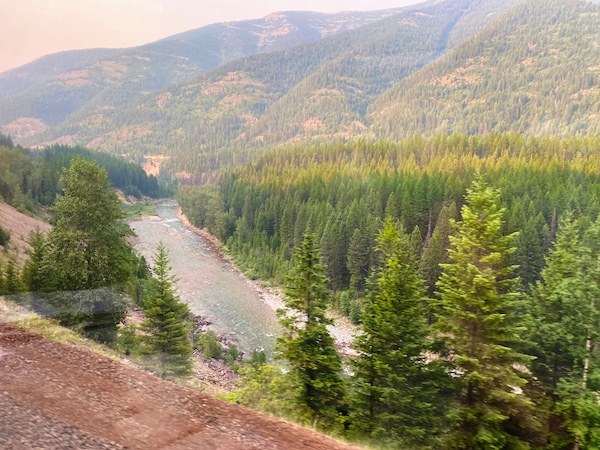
[129,199,278,355]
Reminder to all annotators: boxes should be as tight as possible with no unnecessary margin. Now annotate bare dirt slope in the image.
[0,202,51,260]
[0,323,358,450]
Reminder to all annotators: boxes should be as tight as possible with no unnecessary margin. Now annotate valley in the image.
[2,0,600,447]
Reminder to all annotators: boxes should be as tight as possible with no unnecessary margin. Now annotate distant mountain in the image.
[0,48,122,100]
[369,0,600,138]
[5,0,594,180]
[0,9,402,141]
[15,0,526,178]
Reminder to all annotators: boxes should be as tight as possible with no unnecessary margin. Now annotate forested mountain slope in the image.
[0,9,401,142]
[20,0,523,179]
[0,48,122,100]
[369,0,600,137]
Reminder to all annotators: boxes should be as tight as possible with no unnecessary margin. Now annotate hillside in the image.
[3,0,596,179]
[0,202,50,261]
[20,0,523,179]
[0,322,356,449]
[369,0,600,137]
[0,9,401,142]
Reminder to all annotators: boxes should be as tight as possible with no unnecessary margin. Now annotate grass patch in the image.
[0,297,123,361]
[122,201,156,218]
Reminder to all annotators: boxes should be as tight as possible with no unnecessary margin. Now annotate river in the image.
[128,200,279,356]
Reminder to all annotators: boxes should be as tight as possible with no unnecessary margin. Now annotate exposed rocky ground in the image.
[0,323,358,450]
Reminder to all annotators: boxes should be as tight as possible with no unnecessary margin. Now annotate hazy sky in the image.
[0,0,422,73]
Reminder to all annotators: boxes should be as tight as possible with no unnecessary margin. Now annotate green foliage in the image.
[116,323,141,357]
[196,331,224,359]
[420,202,457,301]
[276,231,345,429]
[30,159,133,342]
[121,201,156,218]
[226,364,299,419]
[435,178,538,449]
[0,225,10,247]
[528,215,600,448]
[0,133,14,148]
[42,158,134,292]
[351,218,449,447]
[1,254,25,295]
[181,134,600,314]
[141,243,193,379]
[0,143,160,217]
[21,232,48,293]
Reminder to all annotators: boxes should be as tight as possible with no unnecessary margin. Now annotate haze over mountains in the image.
[1,0,598,178]
[0,9,402,136]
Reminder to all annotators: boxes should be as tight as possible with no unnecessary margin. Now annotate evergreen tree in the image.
[276,231,344,429]
[0,224,10,247]
[529,216,600,448]
[141,243,193,379]
[512,216,544,292]
[22,231,47,292]
[347,227,371,293]
[352,218,448,447]
[3,253,25,295]
[419,202,457,299]
[435,178,538,449]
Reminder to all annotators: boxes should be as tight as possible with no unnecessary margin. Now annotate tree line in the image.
[178,134,600,321]
[0,137,160,213]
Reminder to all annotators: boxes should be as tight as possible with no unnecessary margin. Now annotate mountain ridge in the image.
[0,8,404,140]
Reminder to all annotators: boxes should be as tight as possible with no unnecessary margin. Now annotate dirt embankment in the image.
[0,202,51,262]
[0,323,358,450]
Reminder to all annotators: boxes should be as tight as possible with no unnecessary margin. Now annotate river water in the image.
[128,200,279,356]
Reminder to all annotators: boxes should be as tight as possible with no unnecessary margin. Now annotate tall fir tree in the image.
[141,243,193,379]
[352,218,449,447]
[435,178,539,449]
[276,231,344,429]
[529,216,600,448]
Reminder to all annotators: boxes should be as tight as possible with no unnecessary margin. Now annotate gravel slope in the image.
[0,323,358,450]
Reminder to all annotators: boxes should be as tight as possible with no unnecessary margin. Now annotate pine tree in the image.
[3,253,25,295]
[276,231,344,429]
[529,215,600,448]
[352,218,448,447]
[347,227,371,293]
[22,231,47,292]
[141,243,192,379]
[512,216,544,292]
[419,202,457,299]
[435,178,538,449]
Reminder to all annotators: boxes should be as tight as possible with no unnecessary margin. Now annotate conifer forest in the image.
[1,0,600,448]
